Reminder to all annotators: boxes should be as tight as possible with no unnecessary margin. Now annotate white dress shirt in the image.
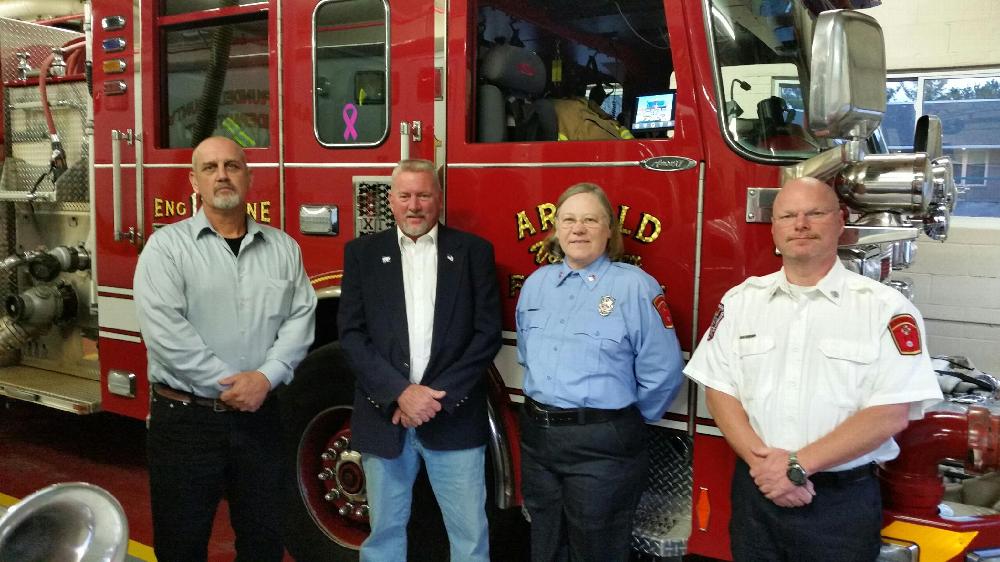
[398,225,438,384]
[684,260,943,471]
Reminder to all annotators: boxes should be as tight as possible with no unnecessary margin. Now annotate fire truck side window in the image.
[472,0,676,143]
[160,18,270,148]
[313,0,390,147]
[162,0,267,17]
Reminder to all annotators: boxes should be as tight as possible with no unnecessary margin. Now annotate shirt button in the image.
[559,319,565,324]
[569,295,575,300]
[553,347,558,351]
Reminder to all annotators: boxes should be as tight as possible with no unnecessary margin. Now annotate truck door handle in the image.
[399,120,422,161]
[400,121,410,160]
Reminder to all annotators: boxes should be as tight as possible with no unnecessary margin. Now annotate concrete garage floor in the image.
[0,398,292,562]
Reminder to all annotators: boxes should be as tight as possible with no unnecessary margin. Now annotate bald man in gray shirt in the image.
[134,136,316,562]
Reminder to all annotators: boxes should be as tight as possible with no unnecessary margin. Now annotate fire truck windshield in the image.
[708,0,825,160]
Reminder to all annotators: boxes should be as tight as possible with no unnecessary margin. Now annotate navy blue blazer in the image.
[337,224,502,458]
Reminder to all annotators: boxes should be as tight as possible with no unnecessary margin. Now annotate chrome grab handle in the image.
[110,129,142,247]
[111,129,129,241]
[133,130,145,250]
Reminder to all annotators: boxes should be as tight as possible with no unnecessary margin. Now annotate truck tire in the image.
[281,343,451,561]
[281,342,361,561]
[281,342,527,561]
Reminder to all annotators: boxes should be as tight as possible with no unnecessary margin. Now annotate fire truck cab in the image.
[3,0,995,560]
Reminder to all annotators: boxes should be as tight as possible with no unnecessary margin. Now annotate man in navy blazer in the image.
[338,159,501,561]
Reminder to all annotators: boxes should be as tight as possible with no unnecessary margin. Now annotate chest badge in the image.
[598,295,615,317]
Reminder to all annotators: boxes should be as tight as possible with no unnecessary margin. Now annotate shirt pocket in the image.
[518,308,550,363]
[736,335,775,402]
[261,278,294,324]
[573,316,627,375]
[817,339,877,409]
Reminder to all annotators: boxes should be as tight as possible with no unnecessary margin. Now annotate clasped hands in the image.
[392,384,447,428]
[219,371,271,412]
[749,446,816,508]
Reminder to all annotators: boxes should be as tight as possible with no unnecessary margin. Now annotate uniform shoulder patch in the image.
[889,313,922,355]
[652,294,674,329]
[707,303,724,341]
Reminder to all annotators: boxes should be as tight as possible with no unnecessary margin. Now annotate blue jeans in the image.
[360,428,489,562]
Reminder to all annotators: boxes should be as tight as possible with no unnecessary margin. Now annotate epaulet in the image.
[722,272,779,300]
[609,261,641,272]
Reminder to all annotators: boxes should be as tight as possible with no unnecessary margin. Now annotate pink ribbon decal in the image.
[343,104,359,141]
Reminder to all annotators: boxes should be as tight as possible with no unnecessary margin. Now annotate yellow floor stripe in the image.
[0,492,18,508]
[1,491,156,561]
[127,540,157,561]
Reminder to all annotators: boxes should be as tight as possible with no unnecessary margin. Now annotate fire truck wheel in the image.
[281,343,528,560]
[281,342,361,561]
[280,342,452,561]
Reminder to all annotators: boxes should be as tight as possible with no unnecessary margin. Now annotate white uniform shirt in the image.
[684,260,943,471]
[398,225,438,384]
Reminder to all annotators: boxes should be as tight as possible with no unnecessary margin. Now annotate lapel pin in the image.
[587,274,596,282]
[382,256,391,263]
[447,254,454,262]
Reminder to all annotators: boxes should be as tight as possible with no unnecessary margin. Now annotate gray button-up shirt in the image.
[134,210,317,398]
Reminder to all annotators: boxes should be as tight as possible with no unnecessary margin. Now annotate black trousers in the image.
[147,392,284,562]
[730,459,881,562]
[519,407,648,562]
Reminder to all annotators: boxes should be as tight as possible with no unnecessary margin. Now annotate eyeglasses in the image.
[773,209,838,225]
[557,216,606,230]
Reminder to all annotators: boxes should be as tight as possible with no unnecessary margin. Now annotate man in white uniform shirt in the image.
[684,177,942,561]
[338,159,501,561]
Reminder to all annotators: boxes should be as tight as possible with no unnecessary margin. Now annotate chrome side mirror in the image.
[807,9,886,140]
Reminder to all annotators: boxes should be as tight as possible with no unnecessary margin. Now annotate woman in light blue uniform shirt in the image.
[516,182,684,562]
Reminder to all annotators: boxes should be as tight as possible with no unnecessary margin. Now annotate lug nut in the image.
[324,490,341,502]
[339,502,355,516]
[354,504,369,518]
[321,448,338,461]
[318,468,334,481]
[333,437,350,451]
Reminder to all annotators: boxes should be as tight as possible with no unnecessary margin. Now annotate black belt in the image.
[809,463,875,487]
[523,397,631,426]
[152,383,234,412]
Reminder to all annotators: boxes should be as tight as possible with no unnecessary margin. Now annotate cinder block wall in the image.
[867,1,1000,373]
[898,221,1000,373]
[868,1,1000,70]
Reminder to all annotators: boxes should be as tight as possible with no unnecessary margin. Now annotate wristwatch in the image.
[787,451,808,486]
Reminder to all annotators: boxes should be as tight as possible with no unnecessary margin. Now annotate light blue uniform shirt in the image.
[134,210,317,398]
[516,254,684,421]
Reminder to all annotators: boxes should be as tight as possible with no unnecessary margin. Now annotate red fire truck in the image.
[3,0,999,560]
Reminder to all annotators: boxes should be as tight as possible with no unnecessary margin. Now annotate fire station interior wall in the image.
[868,1,1000,71]
[869,0,1000,374]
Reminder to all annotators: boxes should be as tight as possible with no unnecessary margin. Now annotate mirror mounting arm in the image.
[780,139,865,184]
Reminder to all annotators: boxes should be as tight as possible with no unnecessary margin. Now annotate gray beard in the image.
[212,192,242,210]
